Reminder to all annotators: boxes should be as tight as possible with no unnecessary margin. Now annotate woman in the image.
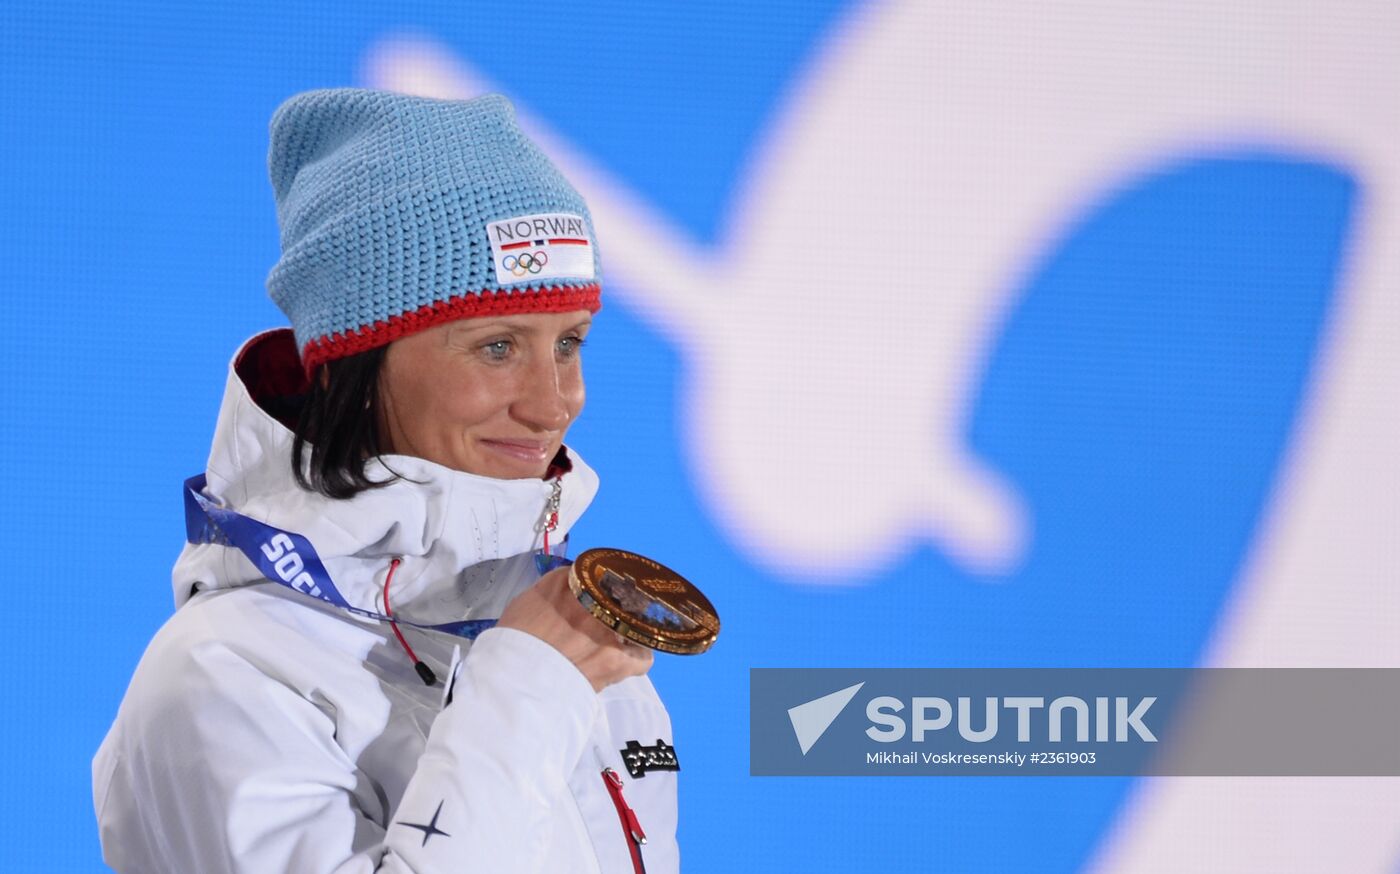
[94,88,677,873]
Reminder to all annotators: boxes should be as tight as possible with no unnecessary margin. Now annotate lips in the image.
[478,438,552,464]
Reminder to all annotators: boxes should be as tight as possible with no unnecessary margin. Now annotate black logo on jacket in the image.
[397,799,451,847]
[620,739,680,778]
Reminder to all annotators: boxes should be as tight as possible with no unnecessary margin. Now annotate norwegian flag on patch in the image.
[486,213,595,285]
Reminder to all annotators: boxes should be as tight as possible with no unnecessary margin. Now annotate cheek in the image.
[436,370,513,430]
[389,359,499,433]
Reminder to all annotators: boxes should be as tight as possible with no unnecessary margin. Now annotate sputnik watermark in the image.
[865,695,1156,744]
[754,669,1400,776]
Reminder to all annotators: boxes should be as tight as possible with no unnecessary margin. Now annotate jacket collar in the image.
[171,329,600,622]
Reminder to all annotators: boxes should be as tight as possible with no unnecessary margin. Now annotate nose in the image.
[511,347,575,432]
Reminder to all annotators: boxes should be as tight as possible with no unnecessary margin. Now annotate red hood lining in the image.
[235,329,309,433]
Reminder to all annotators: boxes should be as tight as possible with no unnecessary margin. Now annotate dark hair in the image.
[291,346,404,499]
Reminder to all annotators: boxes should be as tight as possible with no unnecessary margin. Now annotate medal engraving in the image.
[569,549,720,654]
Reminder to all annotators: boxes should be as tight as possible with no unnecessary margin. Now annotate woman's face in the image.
[376,310,591,480]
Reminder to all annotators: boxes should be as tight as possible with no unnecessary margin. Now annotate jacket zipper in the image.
[541,477,562,555]
[600,767,647,874]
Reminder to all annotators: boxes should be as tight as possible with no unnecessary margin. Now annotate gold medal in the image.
[568,548,720,655]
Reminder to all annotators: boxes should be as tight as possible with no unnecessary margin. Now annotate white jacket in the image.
[93,329,680,873]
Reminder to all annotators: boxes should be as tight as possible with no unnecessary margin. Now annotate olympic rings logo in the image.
[502,251,548,276]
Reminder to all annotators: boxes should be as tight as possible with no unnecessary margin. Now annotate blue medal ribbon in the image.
[182,474,568,640]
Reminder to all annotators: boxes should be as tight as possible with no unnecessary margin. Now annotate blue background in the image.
[0,1,1386,871]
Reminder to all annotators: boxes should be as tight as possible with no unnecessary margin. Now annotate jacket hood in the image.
[172,328,600,626]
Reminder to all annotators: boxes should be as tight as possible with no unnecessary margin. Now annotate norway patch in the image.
[619,739,680,778]
[485,212,595,286]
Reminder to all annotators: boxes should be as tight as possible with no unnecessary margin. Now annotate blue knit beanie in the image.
[265,88,602,372]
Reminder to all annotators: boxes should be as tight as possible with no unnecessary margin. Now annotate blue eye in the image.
[482,339,512,361]
[556,336,586,358]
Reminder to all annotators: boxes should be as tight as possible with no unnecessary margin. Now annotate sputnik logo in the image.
[788,682,865,755]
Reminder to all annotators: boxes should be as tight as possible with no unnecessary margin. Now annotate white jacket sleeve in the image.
[94,626,601,874]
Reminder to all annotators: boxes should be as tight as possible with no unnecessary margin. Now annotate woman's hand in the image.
[497,566,654,692]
